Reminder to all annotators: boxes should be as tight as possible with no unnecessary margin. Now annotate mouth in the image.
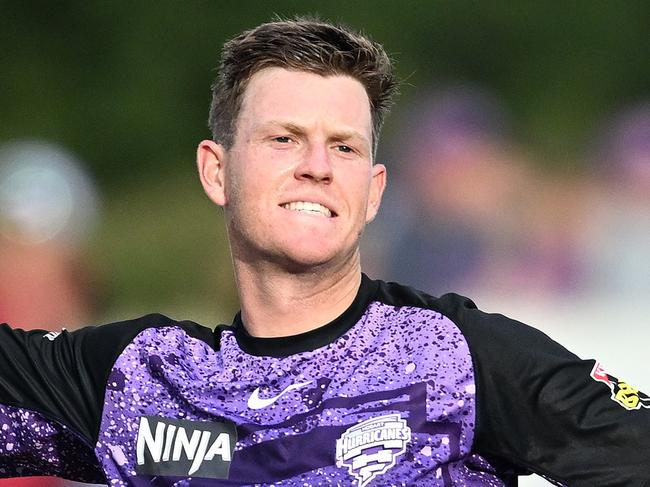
[280,201,335,218]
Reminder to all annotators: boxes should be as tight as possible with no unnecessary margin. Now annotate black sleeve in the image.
[439,293,650,487]
[0,313,178,481]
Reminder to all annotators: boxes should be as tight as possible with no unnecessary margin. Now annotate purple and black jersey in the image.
[1,275,649,485]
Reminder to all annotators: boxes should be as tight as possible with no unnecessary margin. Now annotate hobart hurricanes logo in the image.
[591,362,650,411]
[335,413,411,486]
[136,416,237,478]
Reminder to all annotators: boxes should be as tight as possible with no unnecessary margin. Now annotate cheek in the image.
[346,178,373,220]
[225,168,255,208]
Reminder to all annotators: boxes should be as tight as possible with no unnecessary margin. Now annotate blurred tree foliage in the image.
[1,0,649,323]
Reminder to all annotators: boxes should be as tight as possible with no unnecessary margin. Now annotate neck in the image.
[232,253,363,338]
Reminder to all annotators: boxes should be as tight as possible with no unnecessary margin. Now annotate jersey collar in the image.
[231,273,378,357]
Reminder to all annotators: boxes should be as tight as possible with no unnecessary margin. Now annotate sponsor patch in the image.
[335,413,411,487]
[136,416,237,478]
[590,362,650,411]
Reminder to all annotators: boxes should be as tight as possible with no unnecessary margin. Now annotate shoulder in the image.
[78,312,214,342]
[370,277,562,357]
[73,313,217,364]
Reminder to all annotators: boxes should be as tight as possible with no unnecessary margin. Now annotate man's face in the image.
[205,67,385,272]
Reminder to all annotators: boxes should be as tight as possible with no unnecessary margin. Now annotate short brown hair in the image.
[208,17,398,156]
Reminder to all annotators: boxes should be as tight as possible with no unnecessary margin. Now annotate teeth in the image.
[282,201,332,217]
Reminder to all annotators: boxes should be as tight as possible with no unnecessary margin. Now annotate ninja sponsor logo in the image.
[335,413,411,487]
[590,361,650,411]
[136,416,237,478]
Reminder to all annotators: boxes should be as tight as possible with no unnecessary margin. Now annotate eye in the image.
[336,145,354,153]
[273,136,292,144]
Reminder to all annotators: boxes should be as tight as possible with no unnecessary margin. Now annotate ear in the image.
[365,163,387,223]
[197,140,227,207]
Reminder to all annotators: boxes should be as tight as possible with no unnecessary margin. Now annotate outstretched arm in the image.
[440,294,650,486]
[0,324,106,482]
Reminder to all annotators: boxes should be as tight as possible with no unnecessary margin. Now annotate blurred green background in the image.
[2,1,649,325]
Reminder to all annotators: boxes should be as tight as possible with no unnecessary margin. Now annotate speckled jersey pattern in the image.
[97,303,501,486]
[0,405,99,480]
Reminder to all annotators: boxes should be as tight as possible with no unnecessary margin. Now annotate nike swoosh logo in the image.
[247,380,313,410]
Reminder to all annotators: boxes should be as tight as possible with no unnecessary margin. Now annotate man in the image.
[1,17,648,487]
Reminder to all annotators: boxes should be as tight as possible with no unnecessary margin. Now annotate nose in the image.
[294,143,333,183]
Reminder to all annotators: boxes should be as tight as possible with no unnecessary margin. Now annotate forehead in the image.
[237,67,372,138]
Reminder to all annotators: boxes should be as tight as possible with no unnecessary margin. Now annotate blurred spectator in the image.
[0,140,102,487]
[580,101,650,298]
[363,85,583,299]
[0,140,100,329]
